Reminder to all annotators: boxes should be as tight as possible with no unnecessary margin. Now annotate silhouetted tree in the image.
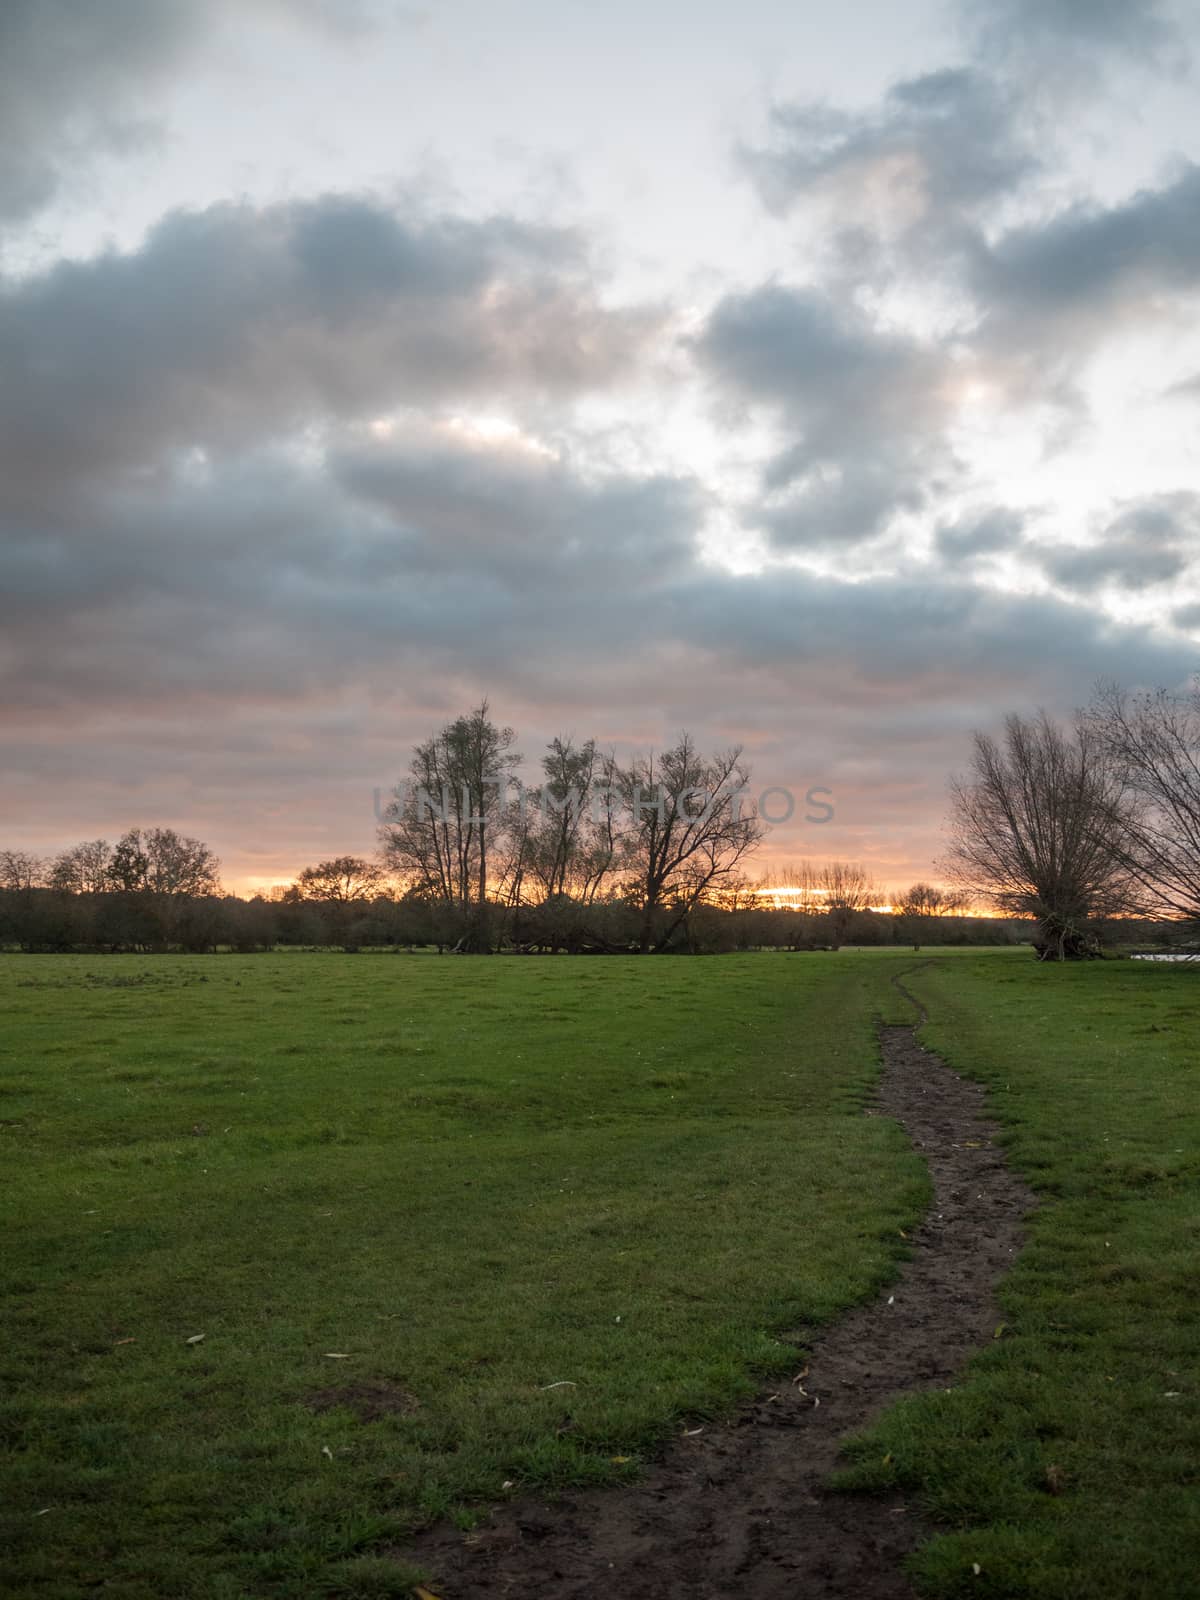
[895,881,962,949]
[379,702,520,951]
[817,861,878,948]
[49,839,113,894]
[294,856,386,902]
[506,737,622,909]
[99,828,221,948]
[612,735,764,953]
[944,711,1136,960]
[0,850,45,891]
[1088,679,1200,930]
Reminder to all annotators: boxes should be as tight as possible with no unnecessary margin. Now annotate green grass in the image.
[0,952,926,1600]
[837,951,1200,1599]
[9,948,1199,1599]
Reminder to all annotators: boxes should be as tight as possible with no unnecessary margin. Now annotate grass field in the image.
[839,953,1200,1598]
[4,950,1198,1600]
[1,952,925,1600]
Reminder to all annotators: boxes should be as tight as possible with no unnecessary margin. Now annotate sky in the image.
[2,0,1199,894]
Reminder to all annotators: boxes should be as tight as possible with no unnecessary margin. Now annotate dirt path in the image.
[400,971,1033,1598]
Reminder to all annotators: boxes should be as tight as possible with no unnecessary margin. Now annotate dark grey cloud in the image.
[0,194,660,515]
[694,285,957,548]
[673,564,1195,698]
[331,431,700,586]
[5,0,1198,882]
[932,123,1200,420]
[1034,493,1200,594]
[1164,371,1200,402]
[730,10,1200,434]
[5,416,1196,881]
[1039,542,1188,595]
[740,68,1034,240]
[724,149,1200,459]
[936,507,1027,560]
[721,43,1200,547]
[962,0,1187,78]
[0,427,701,712]
[0,0,406,226]
[972,164,1200,338]
[0,0,209,223]
[732,95,1200,461]
[4,427,1192,728]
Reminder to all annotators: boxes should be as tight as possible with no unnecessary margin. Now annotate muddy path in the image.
[399,969,1034,1598]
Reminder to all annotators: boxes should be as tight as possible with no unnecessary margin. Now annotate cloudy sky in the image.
[3,0,1199,892]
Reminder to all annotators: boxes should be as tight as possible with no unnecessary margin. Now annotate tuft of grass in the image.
[318,1555,426,1598]
[837,952,1200,1599]
[1,951,926,1599]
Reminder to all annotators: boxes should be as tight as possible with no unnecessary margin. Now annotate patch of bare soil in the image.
[307,1380,420,1422]
[399,977,1033,1598]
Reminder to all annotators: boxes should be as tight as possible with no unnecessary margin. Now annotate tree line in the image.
[4,679,1198,957]
[0,851,1019,955]
[0,709,789,952]
[376,705,765,952]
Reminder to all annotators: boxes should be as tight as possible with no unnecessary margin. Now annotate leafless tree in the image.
[753,862,830,949]
[49,839,113,894]
[1087,679,1200,928]
[0,849,46,892]
[895,881,963,949]
[757,861,824,913]
[489,738,626,951]
[378,702,520,951]
[612,735,765,953]
[516,737,622,906]
[817,860,878,947]
[943,711,1136,960]
[896,882,953,918]
[709,873,756,913]
[380,732,462,908]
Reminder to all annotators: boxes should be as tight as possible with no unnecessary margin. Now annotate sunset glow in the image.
[2,0,1198,894]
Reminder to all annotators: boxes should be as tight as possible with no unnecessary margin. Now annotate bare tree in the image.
[895,881,962,950]
[817,860,878,948]
[943,711,1136,960]
[613,735,764,953]
[750,862,826,950]
[488,737,626,951]
[896,882,952,918]
[0,850,46,892]
[380,731,462,908]
[454,703,519,946]
[757,861,824,914]
[294,856,386,902]
[49,839,113,894]
[378,702,521,951]
[1088,679,1200,928]
[518,737,622,905]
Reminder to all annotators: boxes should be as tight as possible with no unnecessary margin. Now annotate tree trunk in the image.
[1034,916,1101,961]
